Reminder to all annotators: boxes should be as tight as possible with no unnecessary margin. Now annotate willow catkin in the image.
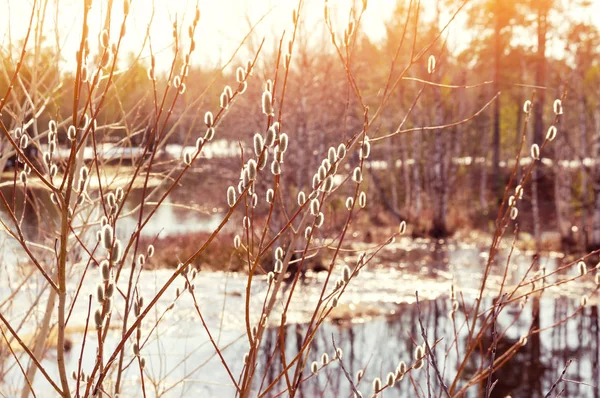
[262,91,274,116]
[68,125,77,141]
[315,212,324,228]
[304,226,312,240]
[352,167,362,183]
[531,143,540,160]
[271,160,281,175]
[254,133,264,156]
[279,133,289,153]
[310,199,320,215]
[386,372,395,387]
[220,92,229,109]
[553,99,563,115]
[578,261,587,276]
[326,148,337,165]
[183,151,192,165]
[337,143,347,159]
[236,66,246,83]
[358,192,367,208]
[266,188,274,203]
[318,165,327,181]
[345,197,354,210]
[101,225,114,250]
[373,377,382,392]
[266,126,277,147]
[19,134,29,149]
[247,160,257,180]
[523,100,532,113]
[323,175,334,192]
[297,191,306,205]
[227,186,236,207]
[360,140,371,159]
[312,174,320,189]
[311,362,319,375]
[399,220,407,234]
[546,125,557,141]
[427,55,436,74]
[204,111,214,127]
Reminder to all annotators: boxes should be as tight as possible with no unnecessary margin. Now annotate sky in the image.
[0,0,599,73]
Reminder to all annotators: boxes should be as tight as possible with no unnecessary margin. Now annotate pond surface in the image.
[1,235,598,397]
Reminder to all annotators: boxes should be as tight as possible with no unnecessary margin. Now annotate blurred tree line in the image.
[1,0,599,251]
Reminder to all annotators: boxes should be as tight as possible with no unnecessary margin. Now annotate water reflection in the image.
[258,297,597,398]
[0,223,596,397]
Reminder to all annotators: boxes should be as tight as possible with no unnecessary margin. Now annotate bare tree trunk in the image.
[400,135,411,211]
[531,4,548,252]
[591,102,600,248]
[479,116,490,210]
[412,131,422,219]
[432,86,448,237]
[579,78,589,247]
[554,118,572,246]
[492,0,502,194]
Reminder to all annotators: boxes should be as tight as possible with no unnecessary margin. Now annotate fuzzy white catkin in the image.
[510,207,518,220]
[345,197,354,210]
[323,176,334,192]
[553,99,563,115]
[311,361,319,375]
[523,100,532,113]
[236,66,246,83]
[360,140,371,159]
[328,147,337,164]
[183,151,192,165]
[427,55,436,74]
[304,226,312,240]
[315,212,324,228]
[399,220,407,234]
[220,92,229,109]
[531,144,540,160]
[254,134,264,156]
[266,127,277,147]
[297,191,306,205]
[373,377,382,392]
[204,112,214,127]
[358,192,367,208]
[515,185,523,199]
[387,372,395,387]
[247,160,257,180]
[205,127,215,141]
[312,174,320,189]
[310,199,319,216]
[352,167,362,183]
[318,165,327,181]
[578,261,587,276]
[68,125,77,140]
[234,235,241,248]
[279,133,289,153]
[101,225,114,250]
[546,125,557,141]
[262,91,274,116]
[414,345,425,360]
[271,160,281,175]
[266,188,274,203]
[224,85,233,100]
[227,186,236,207]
